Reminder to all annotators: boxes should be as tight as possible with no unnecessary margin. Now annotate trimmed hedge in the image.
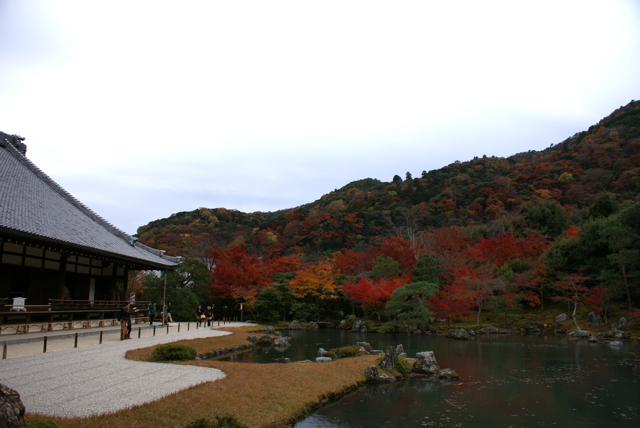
[183,414,249,428]
[25,420,61,428]
[151,343,197,361]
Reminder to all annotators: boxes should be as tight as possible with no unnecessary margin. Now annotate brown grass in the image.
[29,326,376,428]
[125,328,261,361]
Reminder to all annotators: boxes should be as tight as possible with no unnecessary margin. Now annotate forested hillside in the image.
[137,100,640,326]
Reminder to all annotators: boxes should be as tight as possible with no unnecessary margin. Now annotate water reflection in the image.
[282,332,640,428]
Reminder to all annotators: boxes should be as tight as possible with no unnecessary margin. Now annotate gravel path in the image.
[0,325,249,418]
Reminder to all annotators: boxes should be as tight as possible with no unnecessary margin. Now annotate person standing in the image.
[165,302,173,323]
[119,303,138,340]
[205,306,212,327]
[196,305,204,326]
[149,302,156,325]
[223,305,229,322]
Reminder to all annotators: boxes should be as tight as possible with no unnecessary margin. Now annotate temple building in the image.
[0,131,180,307]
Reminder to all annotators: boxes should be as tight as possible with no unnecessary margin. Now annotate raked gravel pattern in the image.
[0,326,245,418]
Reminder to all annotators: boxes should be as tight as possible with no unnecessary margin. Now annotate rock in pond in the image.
[412,351,440,376]
[612,317,627,331]
[447,328,470,340]
[289,320,303,330]
[379,346,398,370]
[364,365,379,381]
[351,319,362,331]
[316,357,332,363]
[588,311,605,327]
[438,368,460,381]
[568,330,591,339]
[479,326,499,334]
[308,321,320,329]
[265,326,276,334]
[257,335,274,345]
[555,313,569,322]
[0,383,25,428]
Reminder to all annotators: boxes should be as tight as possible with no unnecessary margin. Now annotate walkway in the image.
[0,322,254,418]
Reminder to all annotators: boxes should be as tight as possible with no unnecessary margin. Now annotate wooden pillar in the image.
[109,264,117,300]
[58,254,67,299]
[123,267,129,301]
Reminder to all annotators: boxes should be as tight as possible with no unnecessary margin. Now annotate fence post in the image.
[138,327,141,339]
[99,331,103,344]
[153,326,156,336]
[166,324,169,334]
[188,322,190,331]
[74,333,78,348]
[43,336,47,353]
[2,341,6,359]
[178,323,180,333]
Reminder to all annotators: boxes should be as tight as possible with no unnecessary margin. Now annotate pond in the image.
[219,329,640,427]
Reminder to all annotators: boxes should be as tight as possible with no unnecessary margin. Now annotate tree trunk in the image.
[620,257,633,310]
[572,291,581,331]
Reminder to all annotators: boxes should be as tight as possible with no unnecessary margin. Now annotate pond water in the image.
[219,330,640,427]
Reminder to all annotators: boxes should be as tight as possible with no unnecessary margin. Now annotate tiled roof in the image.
[0,132,180,269]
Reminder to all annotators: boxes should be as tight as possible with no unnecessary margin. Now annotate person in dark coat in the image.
[196,305,205,326]
[119,303,138,340]
[149,302,156,325]
[223,305,229,322]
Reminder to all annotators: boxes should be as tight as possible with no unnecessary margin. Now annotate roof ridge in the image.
[1,136,137,245]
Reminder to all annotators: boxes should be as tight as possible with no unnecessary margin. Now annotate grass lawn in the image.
[29,326,377,428]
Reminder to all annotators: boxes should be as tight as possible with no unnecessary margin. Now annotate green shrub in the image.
[330,344,361,359]
[183,414,249,428]
[151,343,197,361]
[396,356,411,376]
[323,351,337,359]
[25,420,61,428]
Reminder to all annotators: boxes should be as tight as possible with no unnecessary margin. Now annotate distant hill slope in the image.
[137,100,640,258]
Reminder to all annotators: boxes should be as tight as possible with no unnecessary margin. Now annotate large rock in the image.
[479,326,499,334]
[395,344,405,355]
[289,320,303,330]
[0,383,25,428]
[256,335,274,345]
[318,348,327,357]
[357,342,373,353]
[378,346,397,371]
[364,365,379,381]
[273,337,290,347]
[351,320,362,331]
[448,328,470,340]
[523,321,543,334]
[272,357,290,363]
[614,331,628,340]
[308,321,319,329]
[360,324,369,333]
[265,326,276,334]
[568,329,591,339]
[438,368,460,381]
[338,320,347,329]
[612,317,627,331]
[316,357,332,363]
[411,351,440,376]
[588,311,605,327]
[555,313,569,322]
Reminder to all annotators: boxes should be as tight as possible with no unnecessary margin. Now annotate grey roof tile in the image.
[0,133,179,268]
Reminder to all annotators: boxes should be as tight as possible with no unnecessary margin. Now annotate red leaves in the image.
[344,277,403,314]
[467,235,548,268]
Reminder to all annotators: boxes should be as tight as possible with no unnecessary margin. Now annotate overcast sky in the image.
[1,1,639,235]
